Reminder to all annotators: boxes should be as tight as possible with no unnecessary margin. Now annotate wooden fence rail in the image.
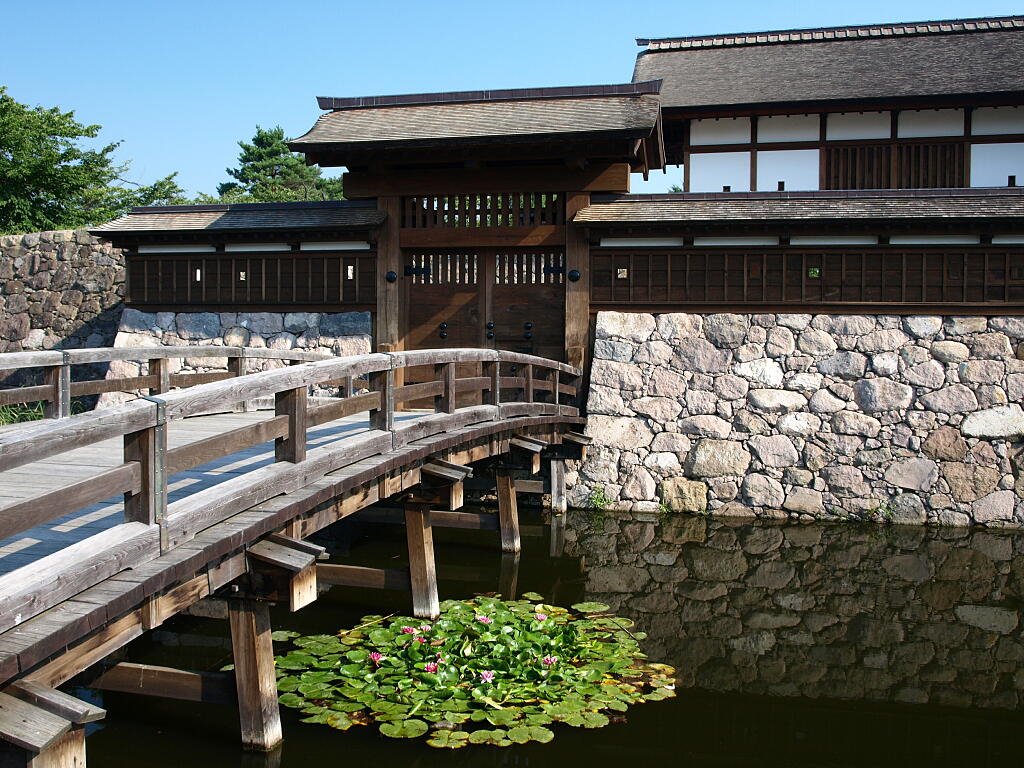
[0,347,580,642]
[0,346,333,416]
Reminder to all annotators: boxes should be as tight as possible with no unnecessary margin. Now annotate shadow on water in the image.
[85,511,1024,767]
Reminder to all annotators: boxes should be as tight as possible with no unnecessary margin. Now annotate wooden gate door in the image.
[404,249,565,407]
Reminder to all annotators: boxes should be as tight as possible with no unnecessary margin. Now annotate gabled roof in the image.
[289,82,663,154]
[575,189,1024,225]
[634,15,1024,110]
[92,201,384,236]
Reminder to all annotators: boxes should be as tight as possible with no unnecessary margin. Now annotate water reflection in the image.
[562,511,1024,710]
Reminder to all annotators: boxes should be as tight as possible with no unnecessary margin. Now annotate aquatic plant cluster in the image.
[274,595,676,748]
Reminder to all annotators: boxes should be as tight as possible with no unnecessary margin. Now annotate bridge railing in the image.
[0,348,580,636]
[0,346,333,419]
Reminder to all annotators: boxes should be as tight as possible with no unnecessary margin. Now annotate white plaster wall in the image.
[690,117,751,146]
[897,109,965,138]
[972,106,1024,136]
[826,111,890,140]
[970,143,1024,187]
[756,149,820,191]
[689,152,751,192]
[758,114,819,143]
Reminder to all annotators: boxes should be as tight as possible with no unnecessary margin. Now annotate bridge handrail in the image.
[0,348,579,549]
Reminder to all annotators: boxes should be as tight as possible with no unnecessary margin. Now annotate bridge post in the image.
[42,352,70,420]
[274,386,307,464]
[495,470,521,553]
[124,397,168,548]
[0,726,86,768]
[228,352,254,412]
[434,362,455,414]
[148,356,171,395]
[369,367,394,433]
[404,502,439,619]
[228,598,282,752]
[484,360,500,409]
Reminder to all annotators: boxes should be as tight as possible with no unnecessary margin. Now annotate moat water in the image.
[85,510,1024,766]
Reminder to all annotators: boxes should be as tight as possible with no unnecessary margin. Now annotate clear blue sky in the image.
[5,0,1020,197]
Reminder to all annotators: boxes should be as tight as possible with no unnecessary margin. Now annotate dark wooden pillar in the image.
[228,599,282,752]
[564,191,591,372]
[375,196,403,354]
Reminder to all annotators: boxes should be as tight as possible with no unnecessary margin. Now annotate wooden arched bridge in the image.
[0,346,587,765]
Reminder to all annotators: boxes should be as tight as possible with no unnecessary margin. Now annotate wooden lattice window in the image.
[495,251,564,285]
[824,142,967,189]
[591,248,1024,308]
[400,193,565,228]
[407,251,479,285]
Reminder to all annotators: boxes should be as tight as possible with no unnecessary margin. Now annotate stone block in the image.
[684,439,751,477]
[659,478,708,513]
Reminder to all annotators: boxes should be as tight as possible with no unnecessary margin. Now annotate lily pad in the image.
[427,730,470,749]
[379,719,428,739]
[571,602,611,614]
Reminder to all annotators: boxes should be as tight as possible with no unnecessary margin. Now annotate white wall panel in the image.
[689,152,751,192]
[758,114,819,143]
[897,109,965,138]
[970,143,1024,187]
[690,117,751,146]
[756,149,820,191]
[972,106,1024,136]
[826,111,890,140]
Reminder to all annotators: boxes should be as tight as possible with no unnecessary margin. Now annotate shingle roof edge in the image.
[637,15,1024,51]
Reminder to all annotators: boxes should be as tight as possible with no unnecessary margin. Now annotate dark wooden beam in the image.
[344,163,630,198]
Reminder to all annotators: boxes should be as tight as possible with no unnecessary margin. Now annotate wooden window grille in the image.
[824,142,966,189]
[495,251,564,285]
[399,192,565,228]
[591,248,1024,308]
[408,252,478,285]
[127,252,376,307]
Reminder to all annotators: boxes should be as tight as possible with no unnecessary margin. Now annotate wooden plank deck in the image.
[0,409,424,576]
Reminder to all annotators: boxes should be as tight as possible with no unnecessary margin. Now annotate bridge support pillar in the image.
[228,599,282,752]
[495,471,521,554]
[549,459,567,515]
[0,725,85,768]
[404,503,439,619]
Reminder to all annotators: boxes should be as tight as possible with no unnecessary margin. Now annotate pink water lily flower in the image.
[542,655,558,667]
[423,661,438,673]
[419,624,432,632]
[476,615,493,625]
[479,670,495,683]
[369,651,384,665]
[415,636,428,644]
[400,626,416,634]
[535,613,548,621]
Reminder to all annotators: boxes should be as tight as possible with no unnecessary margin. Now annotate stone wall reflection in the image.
[563,512,1024,709]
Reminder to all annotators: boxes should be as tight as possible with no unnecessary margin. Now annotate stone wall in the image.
[570,311,1024,528]
[100,309,373,405]
[563,511,1024,710]
[0,229,124,354]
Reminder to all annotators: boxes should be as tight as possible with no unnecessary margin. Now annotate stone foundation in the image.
[570,311,1024,527]
[98,308,372,406]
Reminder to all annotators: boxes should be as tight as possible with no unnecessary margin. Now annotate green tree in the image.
[214,125,343,202]
[0,86,186,234]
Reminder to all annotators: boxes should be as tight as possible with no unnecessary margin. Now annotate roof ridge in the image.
[637,14,1024,51]
[128,200,376,214]
[316,81,662,111]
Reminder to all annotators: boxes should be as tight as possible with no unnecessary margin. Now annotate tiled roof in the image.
[290,83,662,151]
[634,16,1024,108]
[575,190,1024,224]
[92,201,385,235]
[638,15,1024,50]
